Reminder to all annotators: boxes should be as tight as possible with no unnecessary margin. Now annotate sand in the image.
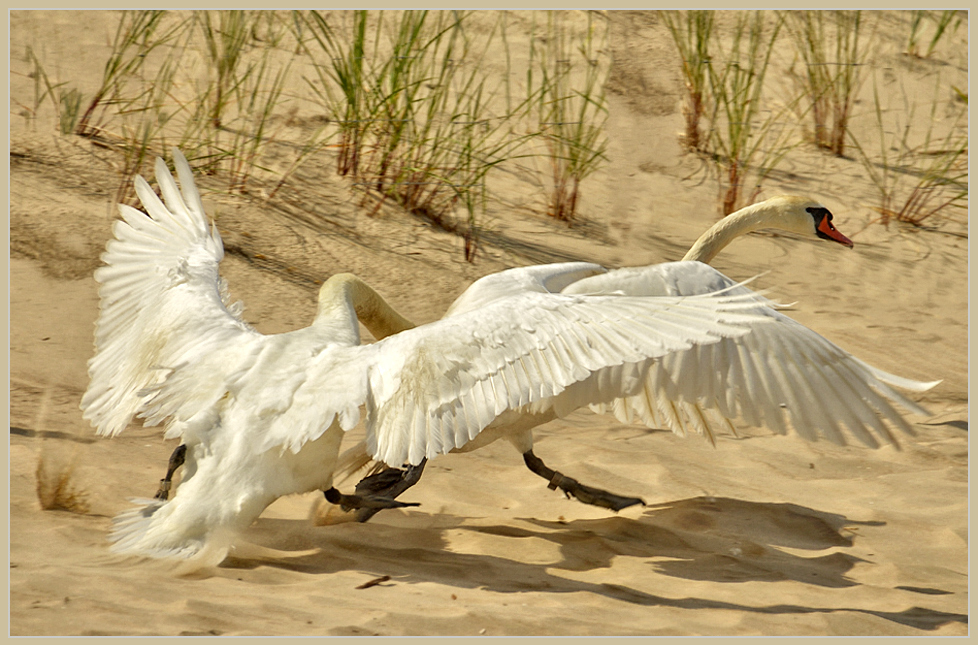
[8,10,968,636]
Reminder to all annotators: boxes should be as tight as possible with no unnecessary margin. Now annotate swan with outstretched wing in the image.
[327,196,938,521]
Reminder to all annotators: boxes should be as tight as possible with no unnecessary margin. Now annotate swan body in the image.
[82,150,775,565]
[328,194,937,519]
[371,204,928,451]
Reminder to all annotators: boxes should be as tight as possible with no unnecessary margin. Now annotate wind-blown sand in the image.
[9,10,968,636]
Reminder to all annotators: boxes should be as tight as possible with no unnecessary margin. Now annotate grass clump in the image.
[18,10,615,257]
[198,10,253,130]
[36,446,90,514]
[784,10,867,157]
[109,37,190,205]
[198,11,295,194]
[662,10,798,216]
[906,10,962,59]
[172,11,299,196]
[34,10,306,203]
[848,74,968,228]
[301,10,370,179]
[661,10,714,152]
[525,11,609,223]
[17,46,67,132]
[704,11,795,216]
[14,44,86,135]
[301,10,533,259]
[74,10,186,139]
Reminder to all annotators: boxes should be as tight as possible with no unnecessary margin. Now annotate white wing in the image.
[359,281,774,467]
[81,150,262,437]
[85,151,933,470]
[563,261,939,448]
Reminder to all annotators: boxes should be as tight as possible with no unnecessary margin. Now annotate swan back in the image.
[444,262,607,317]
[562,260,743,298]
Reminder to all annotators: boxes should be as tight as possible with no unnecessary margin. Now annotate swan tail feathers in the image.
[109,498,231,569]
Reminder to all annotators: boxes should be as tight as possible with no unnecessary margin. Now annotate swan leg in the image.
[323,460,424,518]
[349,459,428,523]
[154,444,187,501]
[522,450,645,512]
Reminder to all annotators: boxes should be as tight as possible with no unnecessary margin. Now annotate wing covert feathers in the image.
[365,287,773,466]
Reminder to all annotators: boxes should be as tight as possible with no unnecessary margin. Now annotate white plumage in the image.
[326,195,938,521]
[82,150,780,566]
[562,261,936,447]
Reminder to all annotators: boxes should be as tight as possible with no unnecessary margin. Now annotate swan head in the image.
[762,195,854,248]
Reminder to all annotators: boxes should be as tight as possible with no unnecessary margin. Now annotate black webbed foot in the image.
[351,458,428,523]
[154,444,187,501]
[523,450,645,512]
[323,486,420,514]
[354,467,412,496]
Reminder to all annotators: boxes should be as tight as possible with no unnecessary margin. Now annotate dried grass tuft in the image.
[36,445,91,514]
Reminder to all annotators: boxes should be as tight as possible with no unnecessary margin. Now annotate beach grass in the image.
[17,10,610,255]
[703,11,794,216]
[848,73,968,228]
[784,10,867,157]
[661,10,714,152]
[301,10,542,258]
[74,10,185,139]
[525,11,609,223]
[35,445,90,515]
[15,9,965,253]
[906,10,962,59]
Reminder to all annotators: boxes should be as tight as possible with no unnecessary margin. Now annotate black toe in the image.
[324,487,420,513]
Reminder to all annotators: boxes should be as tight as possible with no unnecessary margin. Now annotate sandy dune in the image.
[9,10,967,636]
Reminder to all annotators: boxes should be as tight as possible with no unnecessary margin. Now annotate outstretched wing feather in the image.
[570,261,936,448]
[81,150,259,438]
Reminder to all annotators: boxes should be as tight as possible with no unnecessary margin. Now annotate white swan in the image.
[81,150,777,566]
[327,195,938,521]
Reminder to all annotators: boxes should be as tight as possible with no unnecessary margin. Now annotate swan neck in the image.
[681,202,781,263]
[318,274,416,341]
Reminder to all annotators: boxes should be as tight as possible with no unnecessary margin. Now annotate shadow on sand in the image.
[223,495,966,632]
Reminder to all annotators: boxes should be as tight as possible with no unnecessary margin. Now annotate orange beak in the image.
[818,216,854,248]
